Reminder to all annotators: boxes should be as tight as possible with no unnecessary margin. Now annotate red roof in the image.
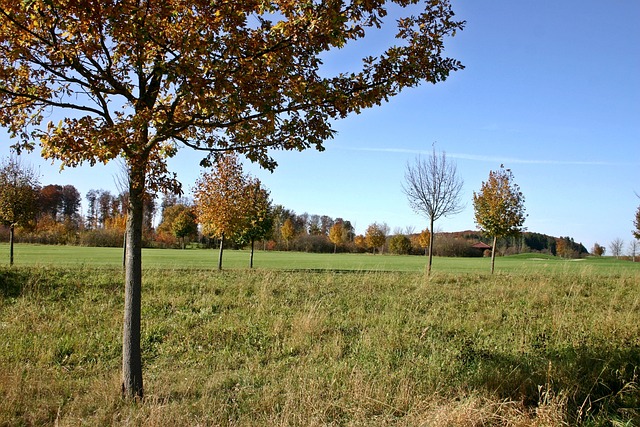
[471,242,493,249]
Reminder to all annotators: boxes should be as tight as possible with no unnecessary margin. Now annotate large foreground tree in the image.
[0,0,464,398]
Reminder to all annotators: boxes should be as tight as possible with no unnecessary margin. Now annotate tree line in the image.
[3,155,593,266]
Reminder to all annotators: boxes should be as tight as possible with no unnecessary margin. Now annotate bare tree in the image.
[609,238,624,259]
[628,239,638,262]
[402,148,464,274]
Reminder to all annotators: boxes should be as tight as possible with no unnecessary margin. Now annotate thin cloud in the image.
[336,146,634,166]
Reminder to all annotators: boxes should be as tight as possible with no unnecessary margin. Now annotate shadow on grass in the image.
[460,338,640,423]
[0,268,29,298]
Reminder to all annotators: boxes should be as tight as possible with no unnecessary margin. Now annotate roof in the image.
[471,242,493,249]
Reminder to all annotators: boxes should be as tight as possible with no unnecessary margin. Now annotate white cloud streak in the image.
[337,146,635,166]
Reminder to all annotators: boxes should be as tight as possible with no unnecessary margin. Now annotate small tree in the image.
[172,207,198,249]
[365,222,388,254]
[235,178,273,268]
[0,158,40,265]
[329,222,346,254]
[628,240,638,262]
[389,234,412,255]
[591,242,606,257]
[473,166,526,274]
[194,154,248,270]
[280,218,296,250]
[403,148,463,274]
[609,238,624,259]
[416,228,431,256]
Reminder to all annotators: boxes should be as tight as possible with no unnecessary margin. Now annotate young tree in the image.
[365,222,388,254]
[0,0,463,398]
[171,206,198,249]
[556,238,569,259]
[403,148,463,274]
[156,202,190,246]
[416,228,431,256]
[628,240,638,262]
[389,234,411,255]
[329,222,346,253]
[609,238,624,259]
[473,166,526,274]
[194,154,248,270]
[235,178,273,268]
[0,158,40,265]
[280,218,296,250]
[591,242,606,257]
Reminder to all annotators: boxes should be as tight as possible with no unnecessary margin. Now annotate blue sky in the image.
[2,0,639,251]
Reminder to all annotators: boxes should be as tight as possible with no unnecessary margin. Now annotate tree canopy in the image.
[0,0,464,398]
[473,166,526,273]
[0,157,40,265]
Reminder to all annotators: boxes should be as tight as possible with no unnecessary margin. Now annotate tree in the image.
[634,205,640,240]
[473,166,526,274]
[0,0,463,398]
[60,185,81,219]
[329,222,346,253]
[0,158,39,265]
[628,240,638,262]
[365,222,388,254]
[39,184,63,221]
[194,154,248,270]
[556,238,570,259]
[280,218,296,250]
[389,234,411,255]
[171,206,198,249]
[609,238,624,259]
[235,178,273,268]
[403,148,463,274]
[592,242,606,257]
[416,228,431,256]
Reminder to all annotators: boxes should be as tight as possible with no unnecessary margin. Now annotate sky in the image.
[1,0,639,251]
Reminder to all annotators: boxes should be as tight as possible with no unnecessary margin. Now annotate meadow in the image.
[0,244,639,426]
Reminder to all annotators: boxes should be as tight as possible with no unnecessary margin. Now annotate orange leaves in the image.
[1,0,463,184]
[193,153,271,242]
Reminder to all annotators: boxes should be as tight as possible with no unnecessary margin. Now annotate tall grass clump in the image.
[0,266,638,426]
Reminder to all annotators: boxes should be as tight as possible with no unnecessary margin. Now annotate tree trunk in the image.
[490,235,497,274]
[121,165,145,399]
[9,223,14,266]
[250,238,255,268]
[427,217,435,275]
[218,233,224,270]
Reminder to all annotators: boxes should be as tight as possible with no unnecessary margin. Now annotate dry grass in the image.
[1,267,638,426]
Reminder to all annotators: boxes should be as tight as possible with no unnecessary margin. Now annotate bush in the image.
[79,229,125,247]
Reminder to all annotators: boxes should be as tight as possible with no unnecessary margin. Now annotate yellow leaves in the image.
[1,0,463,189]
[472,167,526,238]
[193,154,249,239]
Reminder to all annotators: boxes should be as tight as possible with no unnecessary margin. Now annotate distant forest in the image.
[0,183,589,258]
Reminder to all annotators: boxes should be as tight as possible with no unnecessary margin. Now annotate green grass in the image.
[2,243,639,275]
[1,263,639,426]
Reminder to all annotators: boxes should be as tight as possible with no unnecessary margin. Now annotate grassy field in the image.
[1,245,639,426]
[2,243,639,275]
